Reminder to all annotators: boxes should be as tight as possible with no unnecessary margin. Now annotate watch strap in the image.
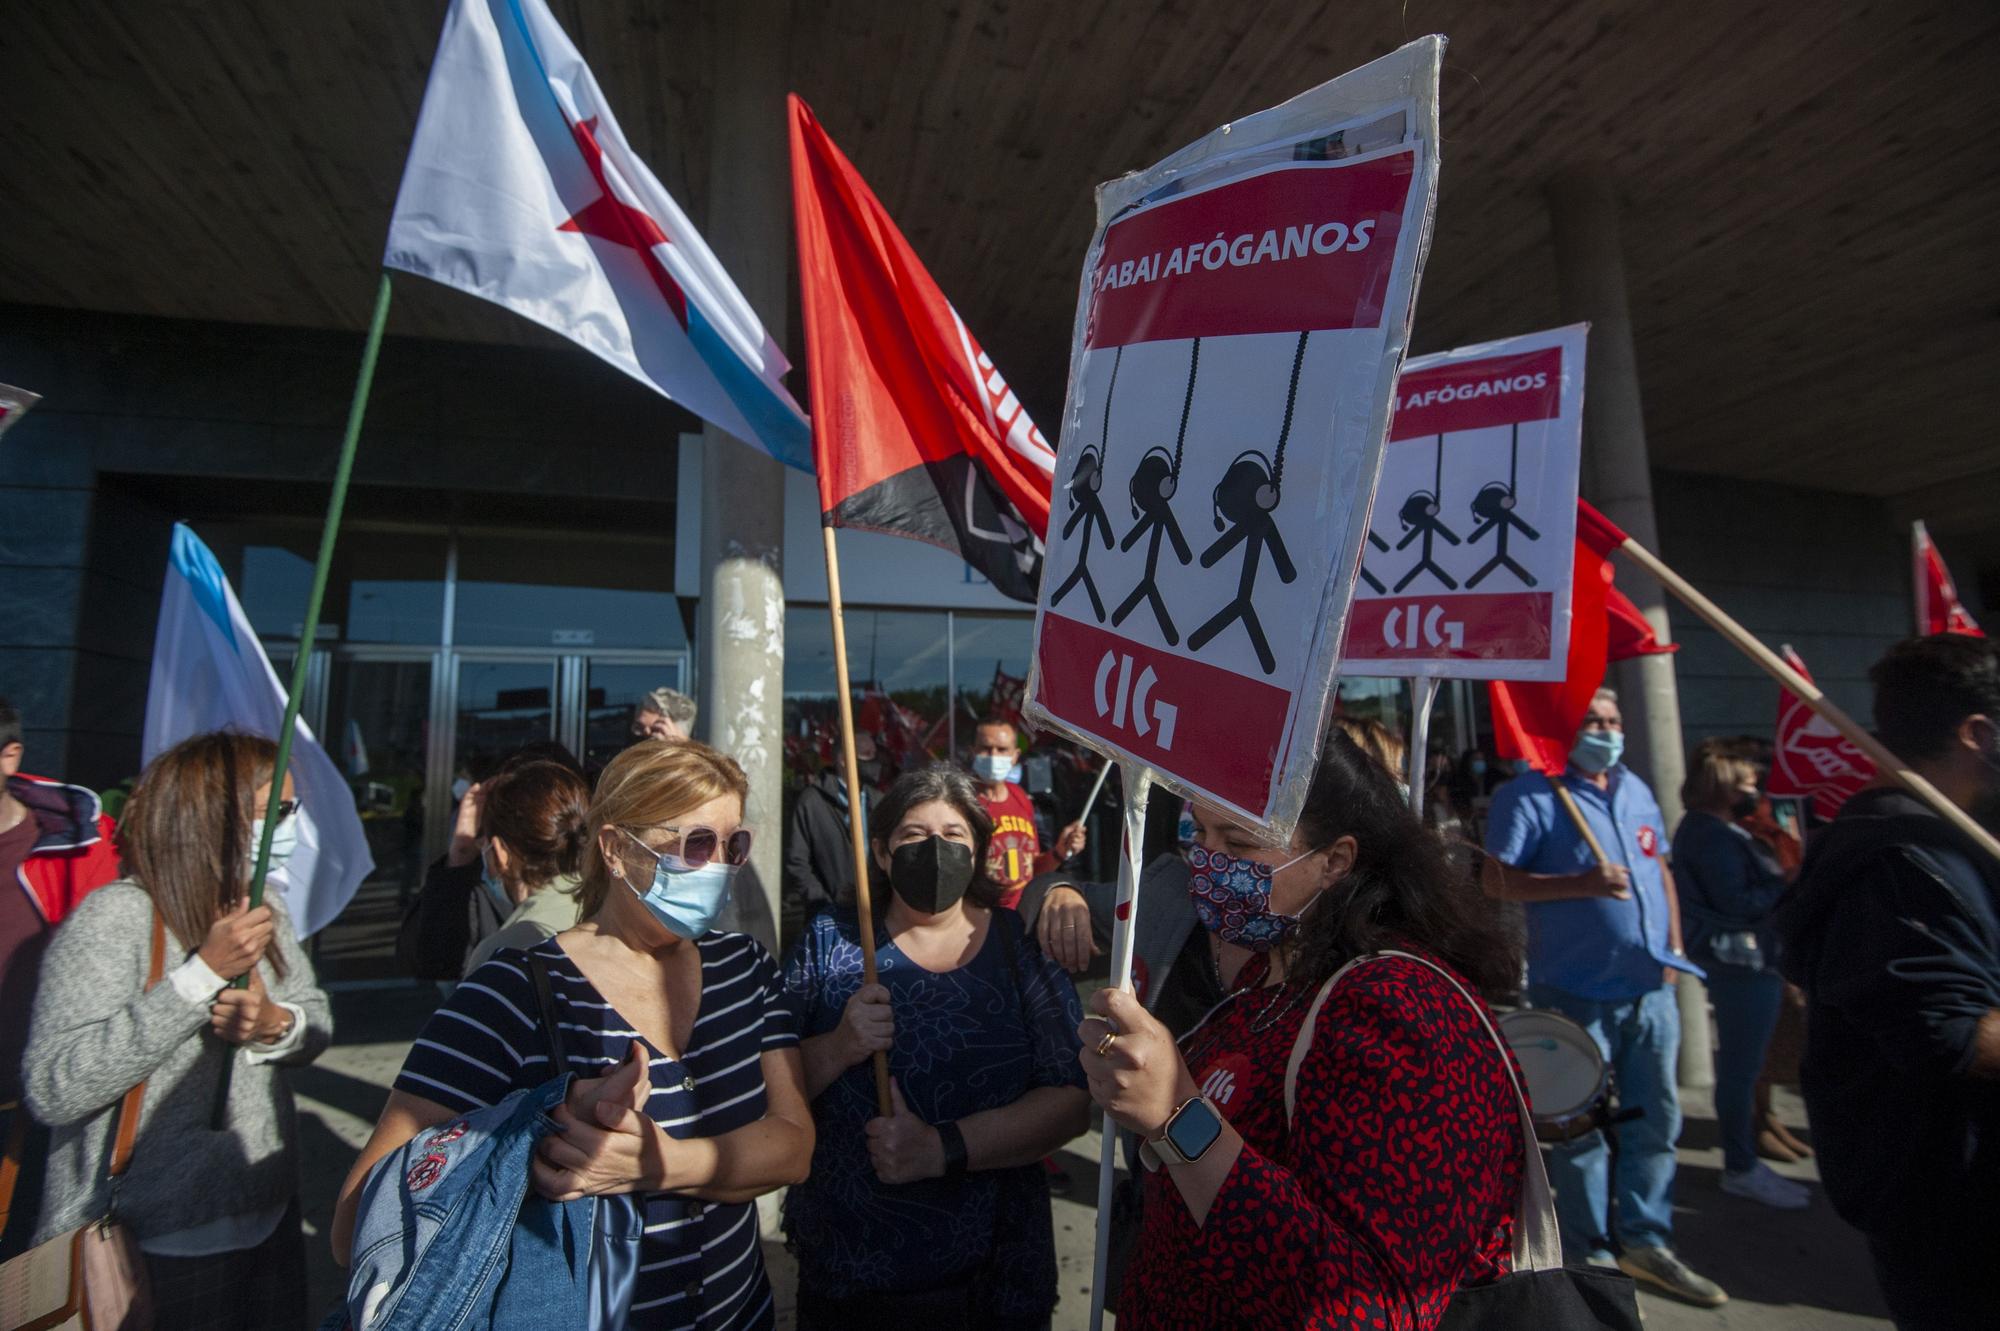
[1150,1095,1220,1166]
[937,1119,969,1177]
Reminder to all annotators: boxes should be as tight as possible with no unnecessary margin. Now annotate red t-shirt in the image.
[978,783,1040,909]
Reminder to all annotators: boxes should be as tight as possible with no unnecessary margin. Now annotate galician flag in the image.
[386,0,811,469]
[143,525,374,937]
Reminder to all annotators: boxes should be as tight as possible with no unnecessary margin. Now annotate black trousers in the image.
[145,1197,308,1331]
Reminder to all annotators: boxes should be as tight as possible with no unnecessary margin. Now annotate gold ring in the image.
[1094,1029,1118,1058]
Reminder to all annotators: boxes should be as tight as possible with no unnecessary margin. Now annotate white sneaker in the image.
[1720,1163,1811,1209]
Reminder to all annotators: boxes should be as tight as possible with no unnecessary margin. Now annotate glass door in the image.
[580,656,690,777]
[324,652,436,893]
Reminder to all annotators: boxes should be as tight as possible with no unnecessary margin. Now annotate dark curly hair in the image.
[1282,730,1522,998]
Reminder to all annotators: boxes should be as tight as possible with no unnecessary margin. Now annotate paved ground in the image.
[297,885,1891,1329]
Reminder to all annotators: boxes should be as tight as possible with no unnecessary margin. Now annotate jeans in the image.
[1704,967,1785,1173]
[1527,983,1681,1256]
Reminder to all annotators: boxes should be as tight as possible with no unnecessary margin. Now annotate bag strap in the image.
[0,1098,27,1233]
[525,948,566,1073]
[1282,950,1562,1274]
[106,911,169,1181]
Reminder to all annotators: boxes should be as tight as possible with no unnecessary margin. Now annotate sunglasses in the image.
[620,823,753,869]
[270,799,301,822]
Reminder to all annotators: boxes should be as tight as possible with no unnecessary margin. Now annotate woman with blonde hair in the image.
[334,739,813,1329]
[24,731,331,1331]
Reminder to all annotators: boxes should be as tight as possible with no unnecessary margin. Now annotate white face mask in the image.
[972,754,1014,783]
[249,807,303,872]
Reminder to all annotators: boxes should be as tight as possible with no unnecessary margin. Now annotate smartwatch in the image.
[1149,1095,1224,1166]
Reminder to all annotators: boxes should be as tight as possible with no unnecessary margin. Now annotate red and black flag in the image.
[789,95,1058,602]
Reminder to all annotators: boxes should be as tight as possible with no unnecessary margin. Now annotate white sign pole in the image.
[1087,760,1153,1331]
[1406,674,1441,815]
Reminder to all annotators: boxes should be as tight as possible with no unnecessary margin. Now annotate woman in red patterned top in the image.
[1081,730,1526,1330]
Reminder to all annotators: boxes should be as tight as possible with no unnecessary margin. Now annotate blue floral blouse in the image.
[780,907,1086,1319]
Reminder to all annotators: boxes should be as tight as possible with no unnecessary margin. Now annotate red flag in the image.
[1913,520,1984,638]
[1486,500,1670,774]
[789,95,1057,601]
[1767,645,1876,819]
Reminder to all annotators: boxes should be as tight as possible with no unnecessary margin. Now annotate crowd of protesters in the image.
[1,631,1995,1330]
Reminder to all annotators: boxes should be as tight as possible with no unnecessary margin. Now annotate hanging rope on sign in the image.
[1187,330,1307,675]
[1052,347,1121,620]
[1112,338,1199,643]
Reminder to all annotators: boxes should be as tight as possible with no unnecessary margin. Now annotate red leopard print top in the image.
[1118,949,1524,1330]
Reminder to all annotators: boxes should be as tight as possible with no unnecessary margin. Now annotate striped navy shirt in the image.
[396,933,798,1330]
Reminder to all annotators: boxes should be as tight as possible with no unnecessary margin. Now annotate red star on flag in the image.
[558,116,688,327]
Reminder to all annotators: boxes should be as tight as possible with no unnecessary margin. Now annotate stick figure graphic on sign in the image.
[1360,529,1392,593]
[1051,346,1120,620]
[1392,435,1461,592]
[1111,339,1199,645]
[1465,425,1542,588]
[1188,331,1306,676]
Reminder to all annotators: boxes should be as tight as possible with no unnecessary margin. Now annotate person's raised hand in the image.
[535,1041,674,1201]
[198,897,274,980]
[1056,821,1088,860]
[1036,885,1099,973]
[865,1078,942,1186]
[209,968,291,1045]
[1078,986,1192,1139]
[447,782,485,866]
[838,983,893,1067]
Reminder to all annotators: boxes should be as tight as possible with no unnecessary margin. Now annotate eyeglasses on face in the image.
[619,823,753,869]
[270,799,301,822]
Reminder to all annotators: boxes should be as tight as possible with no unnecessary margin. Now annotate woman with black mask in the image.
[781,764,1090,1329]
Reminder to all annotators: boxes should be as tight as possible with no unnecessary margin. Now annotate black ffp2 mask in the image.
[889,836,976,914]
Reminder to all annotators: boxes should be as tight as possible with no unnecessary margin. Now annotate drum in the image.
[1499,1008,1607,1143]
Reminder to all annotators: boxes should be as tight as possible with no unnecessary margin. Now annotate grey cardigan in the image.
[22,879,333,1245]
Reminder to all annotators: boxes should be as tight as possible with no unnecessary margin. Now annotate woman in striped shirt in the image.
[332,740,814,1329]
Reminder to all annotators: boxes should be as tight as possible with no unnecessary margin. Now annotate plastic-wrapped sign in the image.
[1342,324,1587,679]
[1025,38,1444,834]
[0,383,40,443]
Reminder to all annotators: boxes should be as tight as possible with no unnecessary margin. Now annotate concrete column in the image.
[1547,169,1711,1088]
[696,0,792,955]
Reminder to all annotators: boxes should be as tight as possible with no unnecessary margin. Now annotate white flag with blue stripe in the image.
[385,0,812,469]
[143,525,374,937]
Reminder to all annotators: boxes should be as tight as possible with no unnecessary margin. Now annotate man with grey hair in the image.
[631,686,696,744]
[1481,686,1723,1309]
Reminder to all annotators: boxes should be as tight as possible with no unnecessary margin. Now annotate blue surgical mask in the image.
[972,754,1014,783]
[618,828,737,939]
[1186,842,1318,951]
[1571,730,1625,774]
[479,847,511,912]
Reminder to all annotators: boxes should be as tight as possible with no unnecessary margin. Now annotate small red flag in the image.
[1487,500,1671,775]
[1913,520,1984,638]
[1767,645,1876,819]
[789,95,1056,601]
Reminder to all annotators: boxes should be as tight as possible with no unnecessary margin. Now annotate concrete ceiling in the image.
[3,1,1996,542]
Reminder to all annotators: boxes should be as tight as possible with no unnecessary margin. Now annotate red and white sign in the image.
[0,383,40,443]
[1768,645,1876,820]
[1027,42,1442,830]
[1342,326,1587,680]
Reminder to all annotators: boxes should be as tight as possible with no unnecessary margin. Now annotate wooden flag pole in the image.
[1088,761,1153,1331]
[822,524,893,1117]
[1611,532,2000,861]
[216,271,392,1126]
[1553,784,1611,867]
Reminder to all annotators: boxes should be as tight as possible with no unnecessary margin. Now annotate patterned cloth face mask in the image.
[1185,841,1319,951]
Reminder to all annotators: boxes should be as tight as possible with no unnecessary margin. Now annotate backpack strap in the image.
[1281,950,1561,1274]
[525,949,566,1074]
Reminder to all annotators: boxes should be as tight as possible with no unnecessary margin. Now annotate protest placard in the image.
[1343,324,1587,679]
[1025,38,1443,833]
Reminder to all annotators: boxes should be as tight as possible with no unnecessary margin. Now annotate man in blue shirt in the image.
[1484,688,1725,1309]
